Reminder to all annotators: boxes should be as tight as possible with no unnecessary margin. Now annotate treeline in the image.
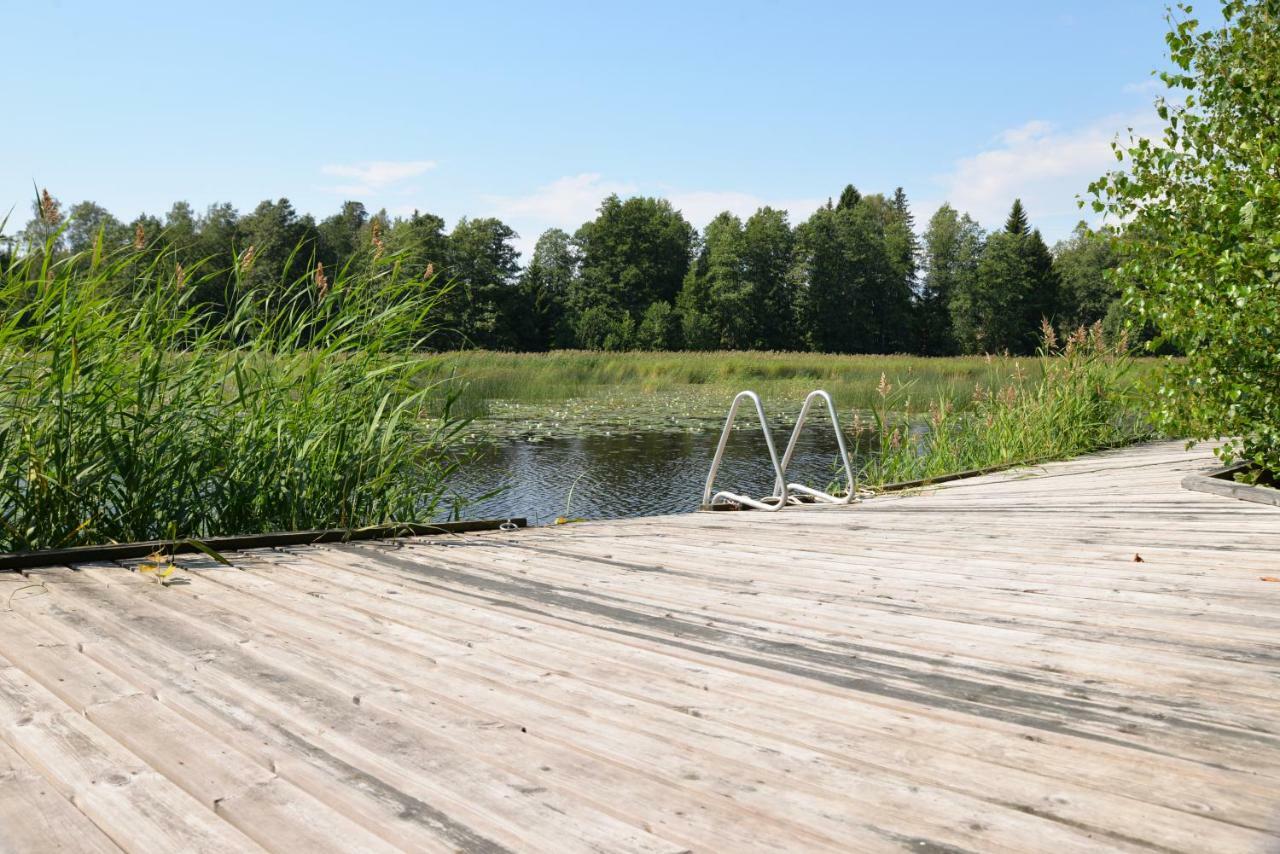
[6,186,1123,355]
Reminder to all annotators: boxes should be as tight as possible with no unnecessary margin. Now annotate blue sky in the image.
[4,1,1172,256]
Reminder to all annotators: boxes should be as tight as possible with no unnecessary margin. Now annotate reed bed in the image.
[419,348,1156,419]
[856,323,1151,487]
[0,238,467,553]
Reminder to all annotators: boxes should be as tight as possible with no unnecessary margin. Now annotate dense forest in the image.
[3,186,1122,355]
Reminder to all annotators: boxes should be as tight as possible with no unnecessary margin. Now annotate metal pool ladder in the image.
[701,391,788,511]
[775,390,857,505]
[702,389,859,511]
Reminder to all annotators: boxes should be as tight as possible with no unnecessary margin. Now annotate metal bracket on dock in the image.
[702,389,862,511]
[701,391,788,511]
[775,390,857,505]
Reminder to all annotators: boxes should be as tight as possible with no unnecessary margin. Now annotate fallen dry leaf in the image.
[1260,576,1280,583]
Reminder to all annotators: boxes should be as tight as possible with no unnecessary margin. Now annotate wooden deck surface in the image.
[1,441,1278,852]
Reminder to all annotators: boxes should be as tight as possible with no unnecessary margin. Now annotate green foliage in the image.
[1090,0,1280,475]
[741,207,798,349]
[860,192,917,351]
[676,207,799,351]
[571,195,695,326]
[1004,198,1030,235]
[317,201,370,263]
[0,240,467,552]
[64,201,128,255]
[439,216,524,349]
[18,178,1115,359]
[951,202,1059,355]
[1021,230,1060,342]
[1053,221,1121,331]
[678,212,750,349]
[634,301,682,350]
[518,228,577,350]
[236,198,317,291]
[574,303,633,351]
[953,231,1028,353]
[920,204,983,355]
[794,206,866,351]
[861,328,1148,486]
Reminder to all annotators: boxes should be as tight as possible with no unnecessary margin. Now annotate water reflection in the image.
[444,425,870,525]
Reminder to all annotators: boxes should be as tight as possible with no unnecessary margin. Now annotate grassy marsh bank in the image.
[421,348,1158,442]
[0,246,466,552]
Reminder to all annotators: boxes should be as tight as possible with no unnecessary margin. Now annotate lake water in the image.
[444,424,867,524]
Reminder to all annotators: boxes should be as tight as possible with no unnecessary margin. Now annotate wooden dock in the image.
[1,441,1277,852]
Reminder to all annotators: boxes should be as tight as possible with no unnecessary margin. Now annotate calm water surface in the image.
[445,425,867,525]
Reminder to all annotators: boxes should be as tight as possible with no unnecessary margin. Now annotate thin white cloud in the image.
[665,190,824,230]
[486,174,826,260]
[489,174,823,234]
[486,173,638,224]
[926,112,1160,240]
[320,159,437,196]
[483,173,637,260]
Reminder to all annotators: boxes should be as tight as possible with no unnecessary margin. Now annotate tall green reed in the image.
[0,229,467,552]
[856,322,1151,487]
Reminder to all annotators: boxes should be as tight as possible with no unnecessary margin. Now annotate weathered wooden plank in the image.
[318,541,1280,766]
[0,654,263,853]
[32,572,700,854]
[1,442,1277,854]
[189,549,1280,850]
[0,738,122,854]
[69,565,900,852]
[382,538,1280,712]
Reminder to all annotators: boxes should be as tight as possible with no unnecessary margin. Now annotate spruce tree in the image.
[836,184,862,211]
[964,230,1033,353]
[1020,228,1060,350]
[1004,199,1030,235]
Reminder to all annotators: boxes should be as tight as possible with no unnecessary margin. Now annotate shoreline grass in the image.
[854,325,1153,488]
[0,243,467,553]
[419,348,1160,441]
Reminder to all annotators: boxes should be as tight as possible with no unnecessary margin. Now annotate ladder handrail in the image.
[774,389,856,504]
[702,391,788,511]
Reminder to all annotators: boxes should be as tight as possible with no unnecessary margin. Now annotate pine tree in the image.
[1004,199,1030,235]
[1020,228,1060,350]
[961,230,1032,353]
[836,184,861,211]
[520,228,577,349]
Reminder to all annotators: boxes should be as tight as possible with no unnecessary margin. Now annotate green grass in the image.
[415,348,1158,440]
[414,332,1156,493]
[856,327,1153,487]
[0,241,467,553]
